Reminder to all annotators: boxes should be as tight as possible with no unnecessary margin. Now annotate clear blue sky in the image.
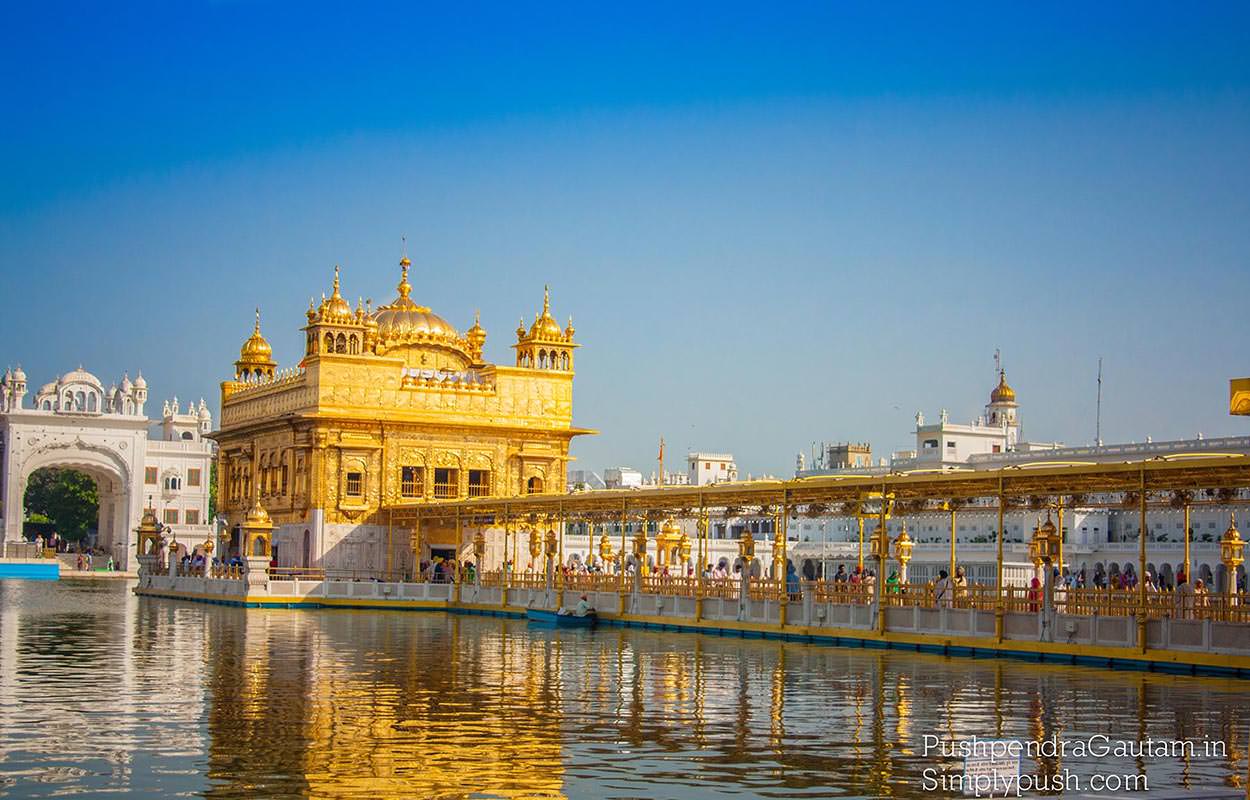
[3,2,1249,476]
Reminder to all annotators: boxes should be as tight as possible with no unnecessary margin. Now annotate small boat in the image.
[526,608,598,628]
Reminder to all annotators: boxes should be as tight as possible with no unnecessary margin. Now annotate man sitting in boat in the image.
[557,594,596,617]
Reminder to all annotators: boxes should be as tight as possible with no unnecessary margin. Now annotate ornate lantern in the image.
[892,524,913,567]
[598,533,615,563]
[738,527,756,560]
[1027,518,1045,569]
[1039,513,1060,563]
[632,528,647,559]
[472,529,486,562]
[678,530,691,564]
[544,528,557,558]
[527,526,541,560]
[1220,514,1244,595]
[868,523,890,562]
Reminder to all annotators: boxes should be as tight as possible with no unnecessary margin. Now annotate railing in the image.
[809,581,874,605]
[433,482,457,499]
[563,573,621,593]
[170,564,1250,623]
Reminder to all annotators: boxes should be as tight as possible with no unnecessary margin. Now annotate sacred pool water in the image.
[1,579,1248,798]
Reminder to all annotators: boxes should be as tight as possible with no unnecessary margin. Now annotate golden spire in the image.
[397,256,412,300]
[333,265,341,295]
[253,306,261,333]
[543,284,551,315]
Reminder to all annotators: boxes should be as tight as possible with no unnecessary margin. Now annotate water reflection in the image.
[2,580,1250,798]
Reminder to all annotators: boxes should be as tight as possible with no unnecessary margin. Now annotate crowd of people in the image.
[27,531,117,572]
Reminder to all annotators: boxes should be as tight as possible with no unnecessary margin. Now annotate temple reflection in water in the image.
[2,580,1250,798]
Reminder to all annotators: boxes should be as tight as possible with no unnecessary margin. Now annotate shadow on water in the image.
[2,579,1250,798]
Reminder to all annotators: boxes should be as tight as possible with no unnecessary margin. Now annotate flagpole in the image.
[658,436,665,488]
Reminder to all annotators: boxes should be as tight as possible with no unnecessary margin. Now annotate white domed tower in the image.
[198,399,212,434]
[11,365,26,409]
[133,372,148,416]
[985,370,1020,444]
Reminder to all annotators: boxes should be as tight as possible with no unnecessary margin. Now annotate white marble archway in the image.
[10,439,139,570]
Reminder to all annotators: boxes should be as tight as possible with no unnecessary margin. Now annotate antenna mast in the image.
[1096,357,1103,446]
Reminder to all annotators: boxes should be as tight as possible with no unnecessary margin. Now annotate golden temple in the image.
[214,256,593,573]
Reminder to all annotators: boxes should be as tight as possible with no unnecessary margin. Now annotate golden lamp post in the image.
[1028,513,1061,575]
[1219,514,1245,598]
[527,526,541,572]
[892,523,913,585]
[632,527,649,576]
[868,522,890,564]
[738,526,756,562]
[677,529,692,571]
[472,529,486,585]
[598,532,615,569]
[869,521,890,632]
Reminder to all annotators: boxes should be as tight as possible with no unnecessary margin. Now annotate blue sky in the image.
[2,2,1248,476]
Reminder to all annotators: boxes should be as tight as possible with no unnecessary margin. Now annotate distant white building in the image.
[0,366,215,570]
[567,469,606,491]
[687,452,738,486]
[604,467,644,490]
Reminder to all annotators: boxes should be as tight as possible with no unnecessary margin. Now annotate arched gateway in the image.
[0,366,214,571]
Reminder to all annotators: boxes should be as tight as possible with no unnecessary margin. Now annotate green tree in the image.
[24,468,99,541]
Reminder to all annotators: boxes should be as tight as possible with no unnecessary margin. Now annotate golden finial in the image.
[333,265,341,294]
[254,307,261,333]
[543,284,551,314]
[397,257,412,299]
[400,234,409,267]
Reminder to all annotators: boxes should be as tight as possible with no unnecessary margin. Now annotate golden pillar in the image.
[869,515,889,634]
[995,476,1005,642]
[695,508,708,621]
[1183,501,1192,584]
[947,503,957,585]
[776,501,789,626]
[1138,471,1148,645]
[857,516,865,571]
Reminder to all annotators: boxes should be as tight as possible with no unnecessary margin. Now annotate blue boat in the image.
[526,608,598,628]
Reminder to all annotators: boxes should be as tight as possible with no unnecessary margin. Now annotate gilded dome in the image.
[239,309,274,362]
[526,286,566,340]
[372,257,469,358]
[319,266,353,320]
[245,500,273,527]
[990,370,1016,404]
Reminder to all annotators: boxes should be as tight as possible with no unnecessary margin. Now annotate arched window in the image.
[560,352,569,370]
[335,333,346,354]
[87,393,97,412]
[527,476,544,494]
[349,334,359,354]
[63,391,72,409]
[42,399,51,410]
[181,431,193,440]
[538,350,548,369]
[324,332,334,352]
